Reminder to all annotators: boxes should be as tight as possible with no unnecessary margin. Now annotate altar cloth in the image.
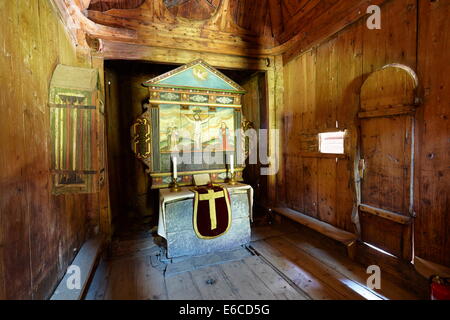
[158,183,253,239]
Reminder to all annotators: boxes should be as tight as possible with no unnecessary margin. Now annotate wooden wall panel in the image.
[336,159,355,232]
[317,158,337,225]
[315,37,338,131]
[335,21,363,128]
[301,51,317,131]
[285,154,304,213]
[362,0,417,77]
[281,0,417,235]
[0,0,103,299]
[333,21,362,233]
[302,158,319,219]
[0,1,31,299]
[282,52,315,214]
[415,0,450,267]
[281,0,449,267]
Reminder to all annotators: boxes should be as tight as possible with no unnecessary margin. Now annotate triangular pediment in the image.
[143,59,245,93]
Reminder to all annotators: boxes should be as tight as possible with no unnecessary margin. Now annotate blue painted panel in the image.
[157,65,236,90]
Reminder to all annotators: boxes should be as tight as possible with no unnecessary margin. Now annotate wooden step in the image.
[272,207,357,259]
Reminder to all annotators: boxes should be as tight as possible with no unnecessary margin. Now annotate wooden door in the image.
[358,65,418,261]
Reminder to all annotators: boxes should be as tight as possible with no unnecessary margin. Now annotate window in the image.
[318,131,345,154]
[49,64,102,194]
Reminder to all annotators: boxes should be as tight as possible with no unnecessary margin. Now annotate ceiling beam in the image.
[50,0,137,49]
[100,40,274,70]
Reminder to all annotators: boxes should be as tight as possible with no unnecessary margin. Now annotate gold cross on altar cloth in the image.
[198,190,224,230]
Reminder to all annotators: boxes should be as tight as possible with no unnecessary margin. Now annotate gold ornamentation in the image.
[242,118,254,132]
[160,92,180,101]
[198,189,226,230]
[216,96,233,104]
[169,177,181,192]
[190,94,209,103]
[241,118,254,161]
[132,118,151,159]
[226,172,237,185]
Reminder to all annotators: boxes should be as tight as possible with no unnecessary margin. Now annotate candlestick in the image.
[169,177,180,192]
[170,156,180,192]
[230,155,234,174]
[173,156,177,179]
[227,154,237,185]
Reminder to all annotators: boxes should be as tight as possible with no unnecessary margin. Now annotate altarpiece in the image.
[131,59,249,189]
[131,60,253,258]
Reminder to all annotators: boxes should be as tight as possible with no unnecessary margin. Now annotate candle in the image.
[173,157,177,179]
[229,155,234,174]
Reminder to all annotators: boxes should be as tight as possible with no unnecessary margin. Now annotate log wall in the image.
[0,0,105,299]
[281,0,449,267]
[414,0,450,267]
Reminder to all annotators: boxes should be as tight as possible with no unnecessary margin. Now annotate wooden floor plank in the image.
[103,257,137,300]
[219,259,278,300]
[241,256,309,300]
[189,265,241,300]
[165,248,251,277]
[135,255,168,300]
[250,240,344,300]
[263,236,368,300]
[166,272,202,300]
[103,256,167,300]
[250,224,298,242]
[251,226,283,242]
[282,232,419,300]
[84,259,110,300]
[86,225,422,300]
[111,237,159,257]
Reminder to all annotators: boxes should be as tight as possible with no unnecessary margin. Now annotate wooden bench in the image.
[272,207,358,259]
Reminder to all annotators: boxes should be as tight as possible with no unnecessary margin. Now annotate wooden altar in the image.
[130,60,253,258]
[159,183,253,258]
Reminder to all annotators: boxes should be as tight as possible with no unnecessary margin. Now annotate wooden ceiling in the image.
[88,0,146,12]
[163,0,222,20]
[60,0,387,61]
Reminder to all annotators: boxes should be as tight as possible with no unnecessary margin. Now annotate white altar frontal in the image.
[158,183,253,259]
